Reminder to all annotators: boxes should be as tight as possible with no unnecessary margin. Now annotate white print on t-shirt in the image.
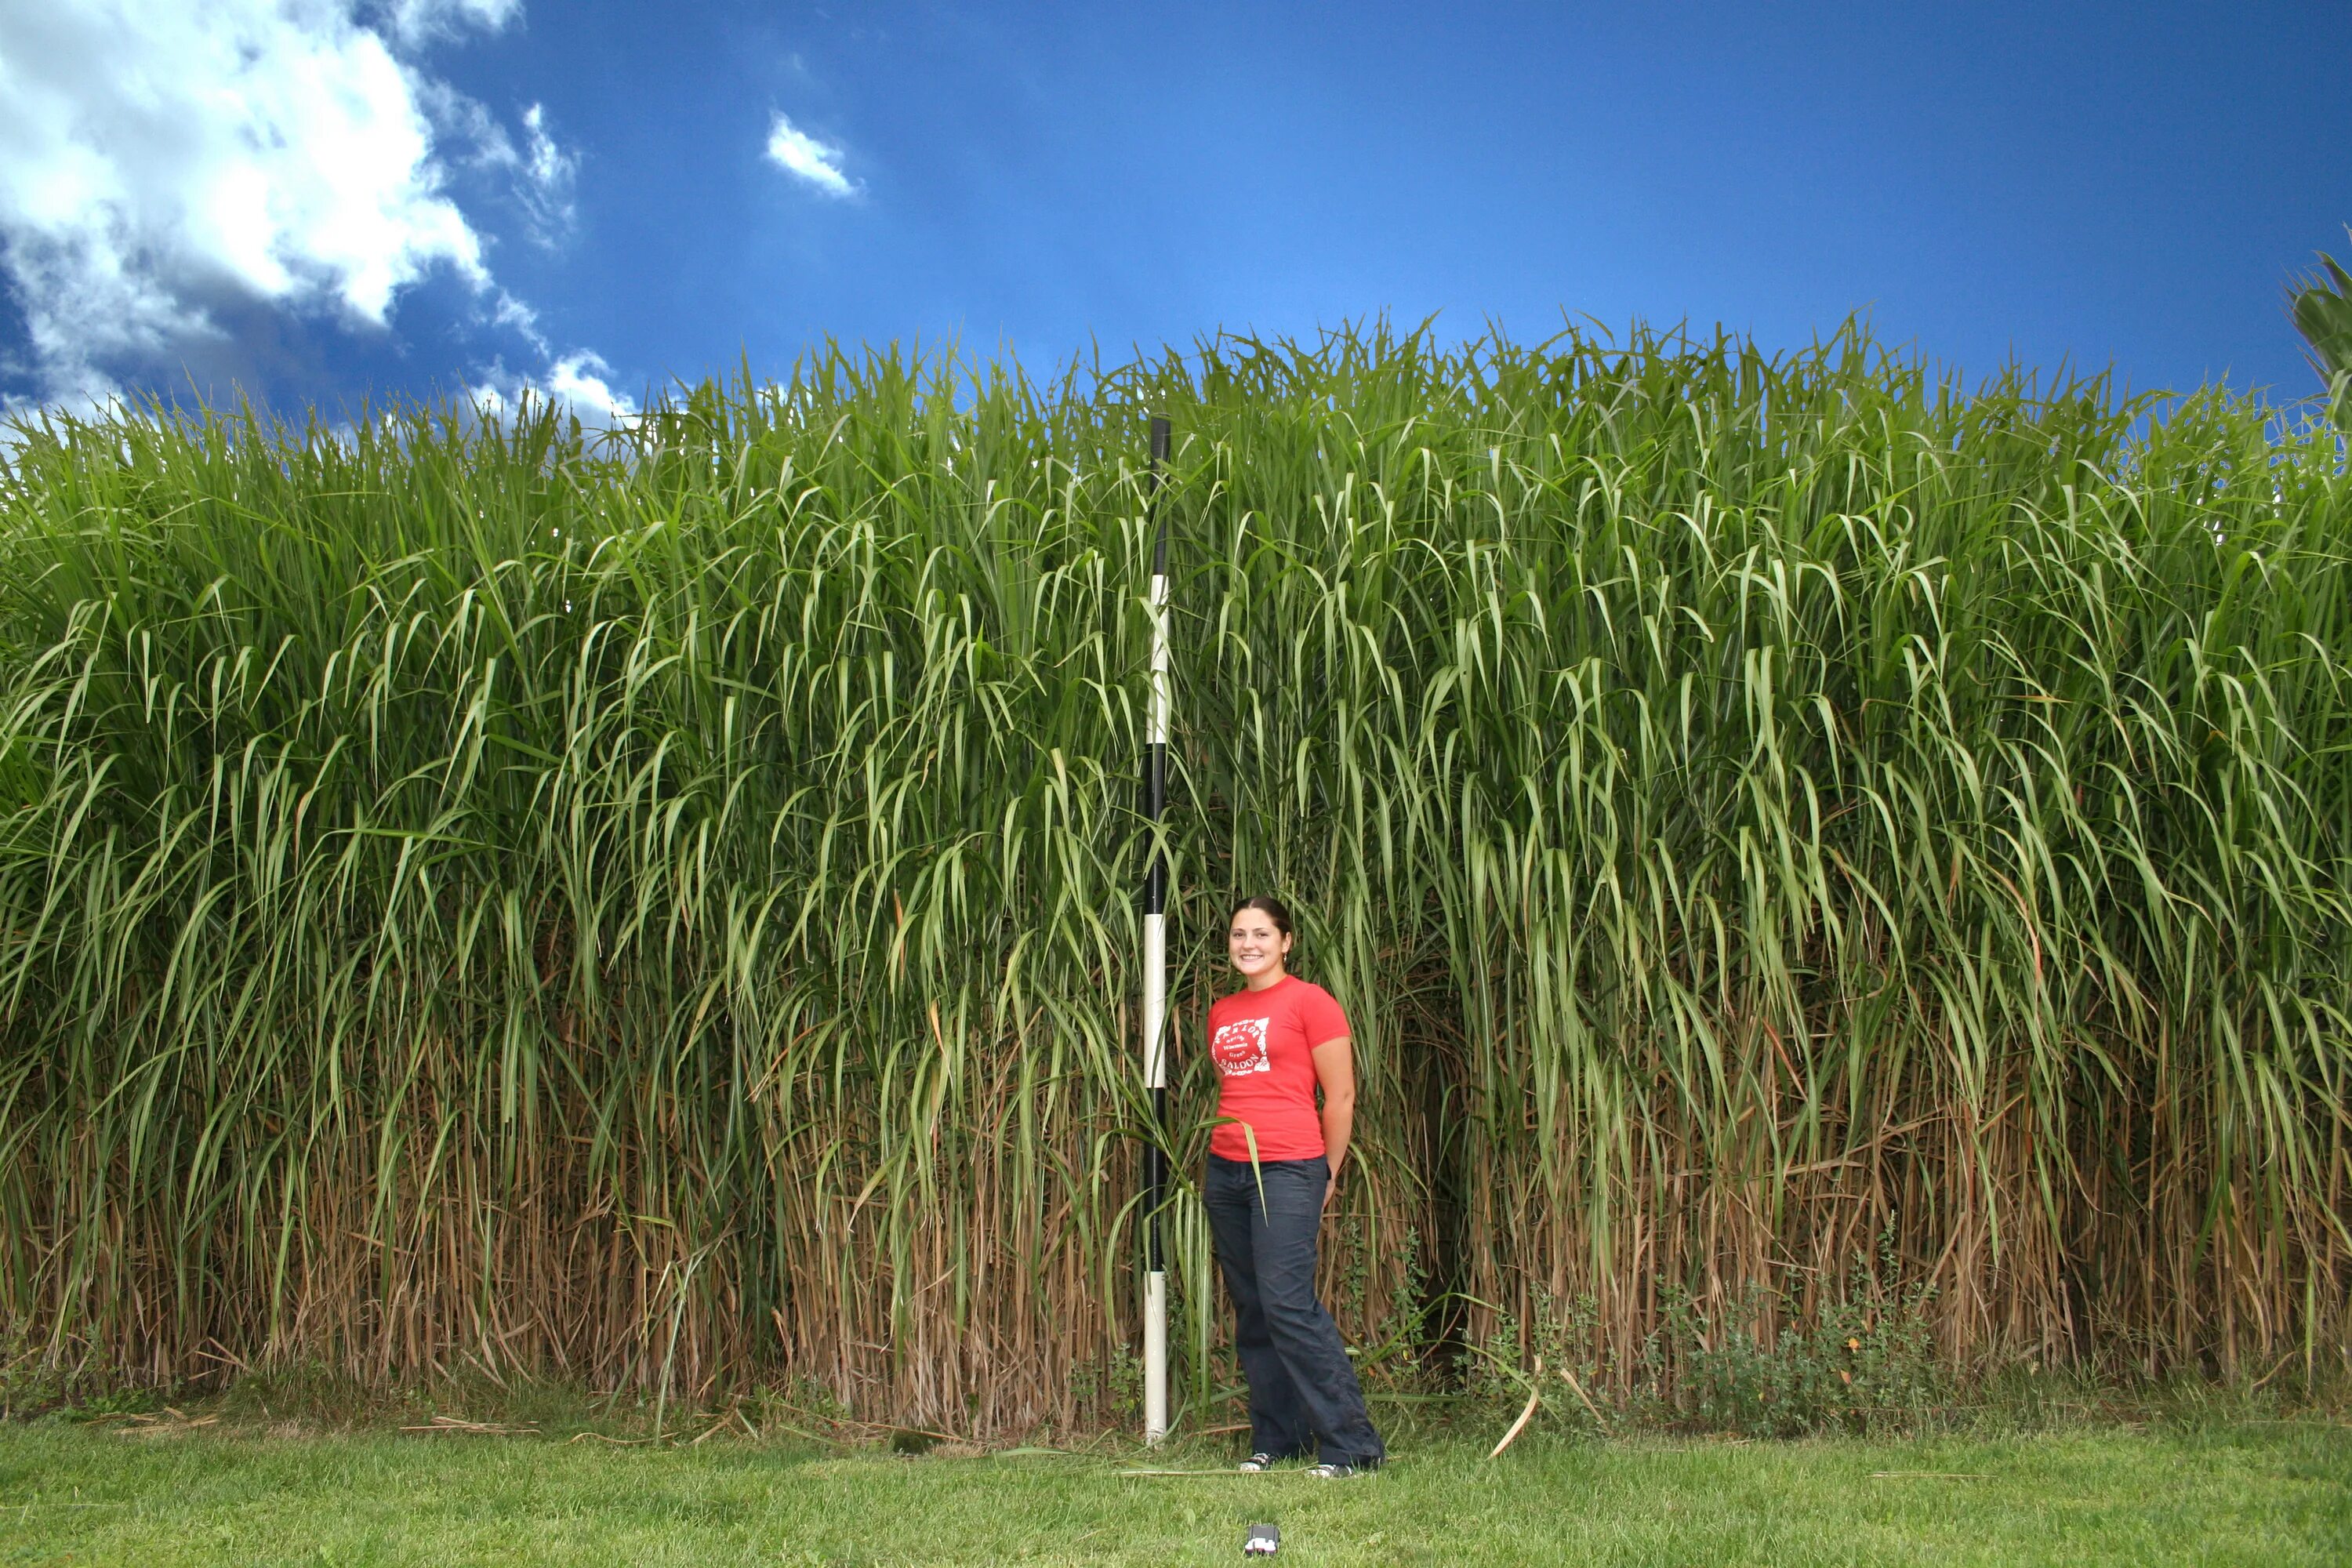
[1210,1016,1270,1076]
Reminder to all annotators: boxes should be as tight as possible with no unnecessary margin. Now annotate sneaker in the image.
[1305,1461,1374,1479]
[1236,1453,1274,1472]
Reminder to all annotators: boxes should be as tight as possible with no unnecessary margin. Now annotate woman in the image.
[1203,895,1386,1477]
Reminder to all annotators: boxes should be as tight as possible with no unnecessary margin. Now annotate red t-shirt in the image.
[1206,975,1350,1161]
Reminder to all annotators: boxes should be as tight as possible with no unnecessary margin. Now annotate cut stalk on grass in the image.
[0,322,2346,1434]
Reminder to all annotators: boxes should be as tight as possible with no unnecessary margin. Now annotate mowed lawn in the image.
[0,1419,2346,1566]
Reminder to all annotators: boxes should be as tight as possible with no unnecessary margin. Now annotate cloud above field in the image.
[765,113,857,198]
[446,96,580,249]
[382,0,520,47]
[469,349,637,428]
[0,0,619,418]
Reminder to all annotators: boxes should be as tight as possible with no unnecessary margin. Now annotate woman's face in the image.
[1228,908,1292,985]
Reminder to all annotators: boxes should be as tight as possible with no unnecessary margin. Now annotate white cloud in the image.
[412,87,577,248]
[0,0,619,416]
[379,0,518,48]
[515,105,578,242]
[492,289,549,354]
[0,0,487,399]
[544,350,635,423]
[764,112,856,198]
[470,349,636,429]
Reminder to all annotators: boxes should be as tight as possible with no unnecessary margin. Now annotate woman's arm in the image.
[1310,1034,1356,1211]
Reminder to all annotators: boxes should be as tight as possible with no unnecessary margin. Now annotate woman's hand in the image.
[1310,1034,1355,1219]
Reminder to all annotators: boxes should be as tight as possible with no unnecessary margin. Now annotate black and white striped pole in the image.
[1142,415,1171,1446]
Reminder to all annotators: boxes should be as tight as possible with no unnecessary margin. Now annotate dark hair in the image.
[1227,895,1294,938]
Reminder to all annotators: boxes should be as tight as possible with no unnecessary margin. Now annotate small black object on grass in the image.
[1244,1522,1280,1556]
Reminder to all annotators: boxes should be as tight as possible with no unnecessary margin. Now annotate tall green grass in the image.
[2292,247,2352,414]
[2,323,2347,1432]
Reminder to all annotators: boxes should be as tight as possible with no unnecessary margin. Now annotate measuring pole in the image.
[1142,415,1172,1446]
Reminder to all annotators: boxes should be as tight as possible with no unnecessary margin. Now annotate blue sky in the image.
[2,0,2346,423]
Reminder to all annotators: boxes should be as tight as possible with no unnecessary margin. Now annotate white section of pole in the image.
[1148,572,1171,747]
[1143,1269,1169,1443]
[1143,906,1167,1439]
[1143,912,1168,1090]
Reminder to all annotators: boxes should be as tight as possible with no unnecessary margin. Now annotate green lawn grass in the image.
[0,1418,2344,1566]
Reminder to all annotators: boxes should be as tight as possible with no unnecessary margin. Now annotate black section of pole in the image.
[1144,414,1171,1279]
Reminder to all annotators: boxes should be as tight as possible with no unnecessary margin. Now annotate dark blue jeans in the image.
[1203,1154,1385,1468]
